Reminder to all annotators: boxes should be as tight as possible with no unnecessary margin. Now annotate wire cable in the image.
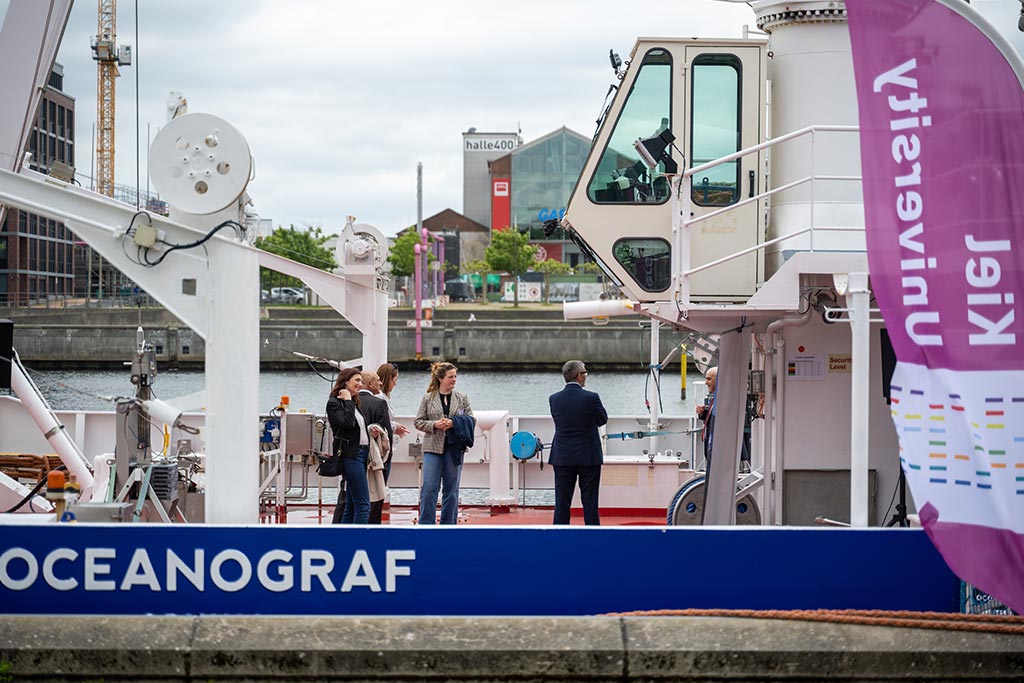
[3,465,66,514]
[306,358,336,382]
[143,220,242,267]
[880,471,901,526]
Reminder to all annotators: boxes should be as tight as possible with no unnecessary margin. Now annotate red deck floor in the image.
[261,504,668,526]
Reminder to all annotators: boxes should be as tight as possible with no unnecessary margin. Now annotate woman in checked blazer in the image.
[414,362,473,525]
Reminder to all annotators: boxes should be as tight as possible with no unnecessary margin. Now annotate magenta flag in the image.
[849,0,1024,614]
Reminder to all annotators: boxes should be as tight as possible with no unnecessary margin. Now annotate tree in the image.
[388,229,434,278]
[534,258,571,275]
[460,259,489,275]
[533,258,572,303]
[576,261,604,275]
[256,224,337,290]
[485,229,537,307]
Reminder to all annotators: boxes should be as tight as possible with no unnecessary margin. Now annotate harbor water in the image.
[28,367,706,417]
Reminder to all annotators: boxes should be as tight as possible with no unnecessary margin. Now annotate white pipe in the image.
[773,335,786,525]
[478,410,514,507]
[563,299,637,320]
[10,359,94,496]
[765,308,813,525]
[760,331,774,524]
[756,332,772,525]
[649,321,660,455]
[848,272,871,527]
[277,409,288,514]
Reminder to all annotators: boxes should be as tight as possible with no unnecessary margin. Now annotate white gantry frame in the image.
[0,167,389,523]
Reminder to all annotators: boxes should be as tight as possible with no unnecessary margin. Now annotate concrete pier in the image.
[2,306,688,370]
[0,615,1021,681]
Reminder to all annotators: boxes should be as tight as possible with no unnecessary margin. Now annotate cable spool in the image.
[149,113,252,215]
[666,475,761,525]
[510,431,544,461]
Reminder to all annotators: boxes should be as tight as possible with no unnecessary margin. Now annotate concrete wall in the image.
[7,311,688,369]
[1,615,1020,681]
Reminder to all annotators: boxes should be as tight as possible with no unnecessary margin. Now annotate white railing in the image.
[676,124,862,305]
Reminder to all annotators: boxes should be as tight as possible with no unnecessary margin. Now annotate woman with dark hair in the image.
[326,367,371,524]
[414,362,473,525]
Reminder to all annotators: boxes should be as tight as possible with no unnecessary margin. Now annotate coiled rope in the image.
[602,609,1024,635]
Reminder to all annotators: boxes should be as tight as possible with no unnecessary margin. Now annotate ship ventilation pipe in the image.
[563,299,638,321]
[476,410,514,508]
[763,307,813,525]
[9,351,94,497]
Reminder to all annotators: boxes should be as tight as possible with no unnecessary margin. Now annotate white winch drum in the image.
[149,113,252,215]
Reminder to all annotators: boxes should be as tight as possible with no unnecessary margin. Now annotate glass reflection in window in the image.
[690,54,741,206]
[588,49,672,205]
[613,238,671,292]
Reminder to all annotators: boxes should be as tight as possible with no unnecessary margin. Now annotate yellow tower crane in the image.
[91,0,130,198]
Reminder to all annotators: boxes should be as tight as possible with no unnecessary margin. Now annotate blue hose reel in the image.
[510,431,545,461]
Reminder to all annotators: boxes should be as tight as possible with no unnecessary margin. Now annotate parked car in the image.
[445,279,474,302]
[269,287,304,304]
[260,289,269,303]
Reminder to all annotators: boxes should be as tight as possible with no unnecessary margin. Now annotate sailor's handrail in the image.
[676,125,862,302]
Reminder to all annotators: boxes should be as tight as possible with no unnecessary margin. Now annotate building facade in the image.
[422,209,489,268]
[489,127,591,266]
[0,64,77,306]
[462,129,520,228]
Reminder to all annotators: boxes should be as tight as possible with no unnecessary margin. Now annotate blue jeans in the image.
[341,446,370,524]
[419,446,463,525]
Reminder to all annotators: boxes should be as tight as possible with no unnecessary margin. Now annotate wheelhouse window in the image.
[690,54,741,206]
[587,48,672,205]
[613,238,671,292]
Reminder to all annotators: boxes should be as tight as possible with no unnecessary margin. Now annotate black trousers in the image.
[552,464,601,526]
[331,484,345,524]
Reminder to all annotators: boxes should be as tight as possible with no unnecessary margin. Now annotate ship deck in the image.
[262,504,668,526]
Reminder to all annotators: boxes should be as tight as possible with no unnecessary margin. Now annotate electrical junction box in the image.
[67,502,133,523]
[133,223,158,248]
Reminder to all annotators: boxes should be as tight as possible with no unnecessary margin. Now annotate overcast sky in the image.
[5,0,1024,236]
[43,0,757,237]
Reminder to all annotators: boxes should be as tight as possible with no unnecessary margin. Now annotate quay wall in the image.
[1,615,1021,681]
[4,307,690,370]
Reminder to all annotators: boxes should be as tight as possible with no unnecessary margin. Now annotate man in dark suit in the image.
[548,360,608,525]
[359,370,394,525]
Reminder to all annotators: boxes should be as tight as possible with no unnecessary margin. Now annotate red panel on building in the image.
[491,178,511,231]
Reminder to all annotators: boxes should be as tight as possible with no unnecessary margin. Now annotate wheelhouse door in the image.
[683,45,765,302]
